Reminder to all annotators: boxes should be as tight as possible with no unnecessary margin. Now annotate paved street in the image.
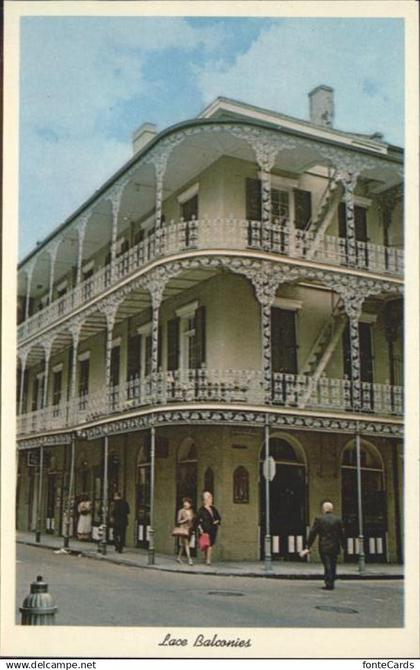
[16,544,403,627]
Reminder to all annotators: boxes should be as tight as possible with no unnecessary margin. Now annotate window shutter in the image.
[127,333,141,381]
[294,189,312,230]
[158,326,162,370]
[246,178,261,221]
[110,346,120,387]
[194,305,206,368]
[167,317,180,371]
[271,308,297,374]
[338,202,347,238]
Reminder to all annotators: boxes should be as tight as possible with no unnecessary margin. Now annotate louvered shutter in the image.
[294,189,312,230]
[194,306,206,368]
[167,317,180,371]
[158,326,162,370]
[338,202,347,238]
[271,308,297,374]
[246,178,261,221]
[126,334,141,380]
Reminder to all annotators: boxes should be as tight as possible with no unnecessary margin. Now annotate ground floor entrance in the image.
[16,424,403,564]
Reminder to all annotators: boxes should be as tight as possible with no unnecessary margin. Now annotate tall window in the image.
[181,195,198,221]
[52,369,62,406]
[342,322,374,384]
[169,305,206,371]
[78,358,89,398]
[246,178,290,223]
[294,189,312,230]
[271,308,298,374]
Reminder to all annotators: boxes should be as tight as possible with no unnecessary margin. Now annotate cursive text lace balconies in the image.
[18,217,404,342]
[17,369,403,437]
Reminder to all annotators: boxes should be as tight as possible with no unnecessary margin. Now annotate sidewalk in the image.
[17,531,404,580]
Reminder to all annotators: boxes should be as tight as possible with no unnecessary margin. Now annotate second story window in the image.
[293,189,312,230]
[181,194,198,221]
[271,307,298,374]
[169,303,206,371]
[52,368,63,406]
[78,357,90,399]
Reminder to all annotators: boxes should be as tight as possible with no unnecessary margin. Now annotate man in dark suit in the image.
[302,501,345,590]
[111,492,130,553]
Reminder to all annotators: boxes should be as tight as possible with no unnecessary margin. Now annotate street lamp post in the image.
[99,435,109,556]
[355,424,366,573]
[148,425,156,565]
[35,445,44,543]
[264,419,272,572]
[63,434,75,550]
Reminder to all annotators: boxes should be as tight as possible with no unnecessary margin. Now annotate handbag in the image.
[199,532,210,551]
[171,526,189,538]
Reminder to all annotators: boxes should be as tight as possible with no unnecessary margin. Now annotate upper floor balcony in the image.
[18,112,403,345]
[17,216,404,343]
[16,368,403,438]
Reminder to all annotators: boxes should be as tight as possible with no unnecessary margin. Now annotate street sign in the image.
[263,456,276,481]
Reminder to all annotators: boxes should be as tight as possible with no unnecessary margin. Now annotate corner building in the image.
[16,87,404,564]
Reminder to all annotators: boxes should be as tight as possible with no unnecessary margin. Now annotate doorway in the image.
[176,439,198,556]
[341,443,387,563]
[260,437,307,560]
[136,443,151,548]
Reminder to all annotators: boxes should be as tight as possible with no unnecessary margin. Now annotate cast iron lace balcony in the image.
[18,217,403,342]
[17,369,403,436]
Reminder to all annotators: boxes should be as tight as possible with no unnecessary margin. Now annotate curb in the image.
[17,539,404,581]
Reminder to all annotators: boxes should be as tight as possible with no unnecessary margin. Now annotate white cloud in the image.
[194,21,403,143]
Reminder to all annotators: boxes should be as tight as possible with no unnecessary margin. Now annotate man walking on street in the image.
[111,492,130,553]
[301,500,345,590]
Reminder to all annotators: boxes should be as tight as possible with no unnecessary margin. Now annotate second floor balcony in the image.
[17,368,404,437]
[18,217,404,342]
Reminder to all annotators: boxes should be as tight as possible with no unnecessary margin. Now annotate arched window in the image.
[342,444,382,469]
[204,467,214,495]
[233,466,249,504]
[270,438,299,463]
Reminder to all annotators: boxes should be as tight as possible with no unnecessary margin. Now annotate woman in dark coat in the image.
[197,491,221,565]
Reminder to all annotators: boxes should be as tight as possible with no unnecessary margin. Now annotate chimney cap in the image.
[309,84,334,97]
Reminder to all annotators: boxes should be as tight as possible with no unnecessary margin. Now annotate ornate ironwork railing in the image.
[17,369,403,436]
[18,217,403,342]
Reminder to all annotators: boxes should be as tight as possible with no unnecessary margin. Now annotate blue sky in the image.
[19,17,404,259]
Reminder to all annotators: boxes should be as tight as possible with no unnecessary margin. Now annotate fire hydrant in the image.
[20,575,57,625]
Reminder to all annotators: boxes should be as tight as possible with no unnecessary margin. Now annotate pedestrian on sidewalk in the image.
[76,494,92,541]
[301,500,345,590]
[197,491,221,566]
[110,492,130,553]
[174,497,196,565]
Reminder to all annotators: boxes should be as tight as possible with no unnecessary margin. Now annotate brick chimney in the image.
[308,85,334,128]
[132,122,157,155]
